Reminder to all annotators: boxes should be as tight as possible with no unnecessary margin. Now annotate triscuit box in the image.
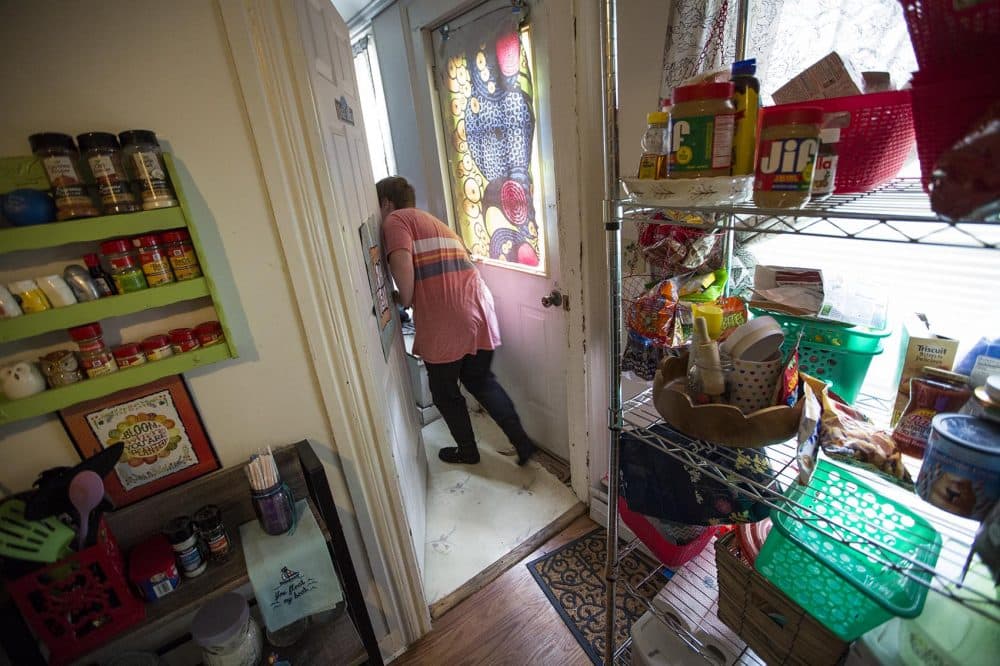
[772,52,865,105]
[891,313,960,425]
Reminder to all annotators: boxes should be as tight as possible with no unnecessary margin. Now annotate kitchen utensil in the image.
[25,442,123,520]
[0,499,74,563]
[68,470,104,550]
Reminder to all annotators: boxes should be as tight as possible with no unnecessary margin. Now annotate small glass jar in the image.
[112,343,146,368]
[28,132,100,220]
[754,107,823,208]
[8,279,52,313]
[142,334,174,361]
[164,516,207,578]
[193,504,232,562]
[68,322,118,378]
[100,239,148,293]
[135,234,175,286]
[119,130,178,210]
[77,132,140,215]
[191,593,263,666]
[169,328,200,354]
[194,321,224,347]
[161,229,202,281]
[892,367,972,458]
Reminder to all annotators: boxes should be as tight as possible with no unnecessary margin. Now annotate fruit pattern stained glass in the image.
[440,27,544,271]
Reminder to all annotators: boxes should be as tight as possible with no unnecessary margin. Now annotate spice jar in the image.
[161,229,202,281]
[169,328,200,354]
[668,82,735,178]
[76,132,140,215]
[190,593,263,666]
[68,322,118,378]
[28,133,99,220]
[112,343,147,368]
[164,516,207,578]
[892,367,972,458]
[142,334,174,361]
[194,321,225,347]
[119,130,178,210]
[810,128,840,200]
[8,280,52,313]
[193,505,232,562]
[128,535,180,602]
[754,107,823,208]
[135,234,175,286]
[100,239,148,293]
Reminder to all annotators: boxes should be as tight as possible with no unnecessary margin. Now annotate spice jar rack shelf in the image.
[0,278,210,344]
[0,206,187,255]
[0,344,231,424]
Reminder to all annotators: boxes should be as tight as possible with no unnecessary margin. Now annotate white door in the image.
[292,0,428,574]
[425,1,570,461]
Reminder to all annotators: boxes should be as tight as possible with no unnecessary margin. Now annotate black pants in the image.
[424,349,529,452]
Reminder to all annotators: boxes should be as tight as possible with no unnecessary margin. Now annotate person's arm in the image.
[387,249,415,309]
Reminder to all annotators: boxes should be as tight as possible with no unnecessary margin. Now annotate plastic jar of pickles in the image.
[135,235,175,286]
[119,130,178,210]
[29,133,99,220]
[69,323,118,377]
[161,229,202,281]
[101,239,148,293]
[77,132,140,215]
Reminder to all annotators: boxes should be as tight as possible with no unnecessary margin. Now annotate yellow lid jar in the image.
[668,82,735,179]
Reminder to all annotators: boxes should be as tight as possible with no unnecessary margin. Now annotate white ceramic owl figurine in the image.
[0,361,47,399]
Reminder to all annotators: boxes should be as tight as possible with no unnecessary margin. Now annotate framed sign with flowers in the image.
[59,375,219,507]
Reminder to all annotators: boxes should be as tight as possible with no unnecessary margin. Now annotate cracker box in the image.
[773,52,865,105]
[891,313,959,424]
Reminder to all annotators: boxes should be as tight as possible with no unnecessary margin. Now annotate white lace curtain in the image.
[658,0,917,104]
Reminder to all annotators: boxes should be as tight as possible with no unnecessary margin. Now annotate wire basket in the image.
[768,91,915,194]
[898,0,1000,74]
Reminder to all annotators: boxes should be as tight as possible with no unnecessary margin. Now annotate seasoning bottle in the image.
[135,234,176,286]
[668,82,735,178]
[810,128,840,200]
[100,239,149,293]
[164,516,207,578]
[76,132,140,215]
[68,322,118,378]
[892,367,972,458]
[754,107,823,208]
[169,328,200,354]
[194,321,224,347]
[731,59,760,176]
[161,229,202,281]
[637,112,670,179]
[142,334,174,361]
[193,505,232,562]
[118,130,178,210]
[7,280,52,313]
[112,343,147,369]
[83,253,118,297]
[28,133,100,220]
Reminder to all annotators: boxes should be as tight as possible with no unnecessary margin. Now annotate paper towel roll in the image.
[694,625,740,666]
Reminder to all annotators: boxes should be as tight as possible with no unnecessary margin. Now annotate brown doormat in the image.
[527,528,668,664]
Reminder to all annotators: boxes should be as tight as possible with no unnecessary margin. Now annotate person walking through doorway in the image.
[377,176,537,466]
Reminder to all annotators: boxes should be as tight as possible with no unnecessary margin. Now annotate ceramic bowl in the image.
[620,175,753,208]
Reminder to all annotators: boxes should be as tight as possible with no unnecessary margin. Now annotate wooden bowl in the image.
[651,354,803,448]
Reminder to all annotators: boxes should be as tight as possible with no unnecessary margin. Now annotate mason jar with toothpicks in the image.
[245,448,296,536]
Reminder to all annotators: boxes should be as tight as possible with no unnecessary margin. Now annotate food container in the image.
[753,106,823,208]
[169,328,200,354]
[669,81,735,178]
[194,321,224,347]
[190,593,263,666]
[916,414,1000,520]
[135,234,175,286]
[112,343,147,368]
[68,322,118,378]
[128,534,180,602]
[8,279,51,313]
[142,334,174,361]
[29,132,100,220]
[77,131,140,215]
[161,229,202,281]
[119,130,178,210]
[100,239,148,294]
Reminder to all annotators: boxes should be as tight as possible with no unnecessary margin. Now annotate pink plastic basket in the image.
[767,91,915,194]
[899,0,1000,74]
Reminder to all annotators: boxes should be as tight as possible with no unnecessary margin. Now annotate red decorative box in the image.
[7,518,145,665]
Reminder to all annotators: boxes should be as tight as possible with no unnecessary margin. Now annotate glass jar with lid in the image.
[668,82,735,178]
[637,111,670,179]
[161,229,203,281]
[28,133,100,220]
[68,322,118,378]
[753,107,823,208]
[190,593,263,666]
[135,234,175,286]
[76,132,140,215]
[100,239,148,294]
[118,130,179,210]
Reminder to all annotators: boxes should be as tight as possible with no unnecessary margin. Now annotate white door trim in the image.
[218,0,431,656]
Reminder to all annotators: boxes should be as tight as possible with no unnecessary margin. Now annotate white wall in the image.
[0,0,388,639]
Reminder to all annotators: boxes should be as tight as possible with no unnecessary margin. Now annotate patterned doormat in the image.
[527,528,668,664]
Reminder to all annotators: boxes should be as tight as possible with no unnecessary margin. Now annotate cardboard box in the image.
[891,313,960,424]
[773,52,865,105]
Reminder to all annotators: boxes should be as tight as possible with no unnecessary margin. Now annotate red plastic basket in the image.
[618,497,716,569]
[7,519,145,665]
[767,91,915,194]
[898,0,1000,74]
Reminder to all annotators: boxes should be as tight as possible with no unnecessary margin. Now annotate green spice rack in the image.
[0,154,238,425]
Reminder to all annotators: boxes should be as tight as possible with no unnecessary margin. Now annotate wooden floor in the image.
[393,514,599,666]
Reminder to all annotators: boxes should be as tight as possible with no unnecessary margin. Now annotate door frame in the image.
[218,0,430,657]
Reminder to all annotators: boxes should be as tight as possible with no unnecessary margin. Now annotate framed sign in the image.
[359,215,396,360]
[59,375,220,507]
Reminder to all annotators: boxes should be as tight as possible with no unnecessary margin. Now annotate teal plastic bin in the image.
[755,460,941,641]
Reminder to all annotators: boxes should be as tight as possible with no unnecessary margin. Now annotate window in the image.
[352,33,396,182]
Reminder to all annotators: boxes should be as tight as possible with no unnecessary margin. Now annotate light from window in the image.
[353,34,396,182]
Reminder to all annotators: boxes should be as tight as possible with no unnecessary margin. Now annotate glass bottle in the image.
[77,132,140,215]
[118,130,178,210]
[637,111,670,179]
[83,253,117,297]
[135,234,176,286]
[161,229,202,281]
[100,239,148,293]
[68,322,118,378]
[29,133,99,220]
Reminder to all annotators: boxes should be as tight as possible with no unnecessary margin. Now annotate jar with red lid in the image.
[135,234,175,286]
[112,343,146,368]
[892,367,972,458]
[142,334,174,361]
[194,321,224,347]
[162,229,202,281]
[100,239,148,294]
[754,106,823,208]
[169,328,200,354]
[68,322,118,377]
[668,81,736,178]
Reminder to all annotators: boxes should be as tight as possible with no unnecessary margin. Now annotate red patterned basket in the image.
[767,91,915,194]
[898,0,1000,74]
[7,519,145,665]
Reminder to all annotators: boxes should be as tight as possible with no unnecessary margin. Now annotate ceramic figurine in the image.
[38,350,84,388]
[0,361,47,399]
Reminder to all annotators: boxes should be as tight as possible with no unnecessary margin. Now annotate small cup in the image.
[37,274,78,307]
[729,353,784,414]
[692,303,724,339]
[250,482,296,536]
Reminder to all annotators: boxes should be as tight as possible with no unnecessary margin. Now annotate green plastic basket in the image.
[750,309,892,403]
[755,461,941,641]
